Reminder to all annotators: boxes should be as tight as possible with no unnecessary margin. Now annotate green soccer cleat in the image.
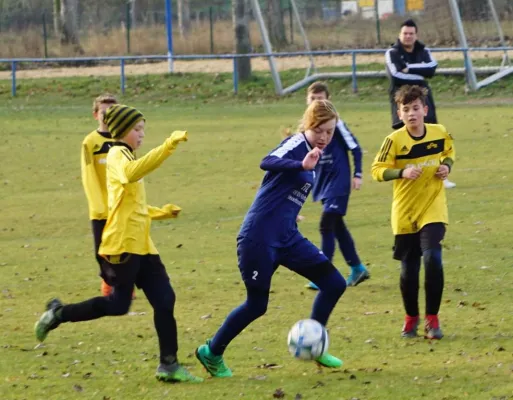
[315,353,343,368]
[195,340,233,378]
[34,298,63,342]
[155,363,203,383]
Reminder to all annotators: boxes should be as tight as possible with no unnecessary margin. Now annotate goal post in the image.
[251,0,513,95]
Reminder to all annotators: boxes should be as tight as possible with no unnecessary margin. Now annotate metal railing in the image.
[2,46,513,97]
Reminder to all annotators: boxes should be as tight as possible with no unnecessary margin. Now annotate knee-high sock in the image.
[334,217,361,267]
[310,268,347,326]
[320,212,337,262]
[400,256,421,317]
[209,287,269,356]
[423,248,444,315]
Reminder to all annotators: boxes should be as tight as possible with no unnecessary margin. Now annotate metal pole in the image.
[233,58,239,94]
[290,0,316,76]
[375,0,381,45]
[351,52,357,93]
[42,12,49,58]
[209,6,214,54]
[487,0,510,67]
[120,58,126,94]
[250,0,283,94]
[165,0,174,72]
[126,1,131,54]
[289,1,294,44]
[11,61,16,97]
[447,0,478,90]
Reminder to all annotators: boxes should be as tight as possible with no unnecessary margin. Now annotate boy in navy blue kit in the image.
[195,100,347,377]
[305,82,369,289]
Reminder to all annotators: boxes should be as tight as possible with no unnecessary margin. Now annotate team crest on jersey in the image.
[427,142,438,149]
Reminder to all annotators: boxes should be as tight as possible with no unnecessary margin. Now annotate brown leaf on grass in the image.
[83,372,92,379]
[200,314,212,320]
[294,394,303,400]
[273,388,285,398]
[457,301,467,307]
[495,346,506,352]
[73,384,83,392]
[312,381,325,389]
[258,363,282,369]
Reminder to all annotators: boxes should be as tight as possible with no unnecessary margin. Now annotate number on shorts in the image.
[252,270,259,280]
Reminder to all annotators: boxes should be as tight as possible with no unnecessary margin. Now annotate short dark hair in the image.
[400,19,418,32]
[394,85,428,106]
[307,81,330,98]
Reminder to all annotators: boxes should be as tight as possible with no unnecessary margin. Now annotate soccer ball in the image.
[287,319,329,360]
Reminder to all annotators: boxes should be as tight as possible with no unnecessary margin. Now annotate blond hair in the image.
[92,93,118,113]
[299,99,338,132]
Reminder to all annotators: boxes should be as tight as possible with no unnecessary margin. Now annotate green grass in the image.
[0,78,512,400]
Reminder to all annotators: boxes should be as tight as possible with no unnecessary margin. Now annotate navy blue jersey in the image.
[312,120,363,202]
[238,134,314,247]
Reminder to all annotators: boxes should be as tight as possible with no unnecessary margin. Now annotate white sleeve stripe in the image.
[270,134,305,158]
[385,50,425,81]
[336,120,358,150]
[408,61,438,69]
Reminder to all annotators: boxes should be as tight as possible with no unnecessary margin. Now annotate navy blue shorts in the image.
[237,236,328,291]
[321,195,349,216]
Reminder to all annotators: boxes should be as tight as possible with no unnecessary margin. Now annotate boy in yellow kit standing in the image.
[36,105,203,383]
[371,85,455,340]
[81,94,118,296]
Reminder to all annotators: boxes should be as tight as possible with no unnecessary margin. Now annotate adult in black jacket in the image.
[385,19,438,130]
[385,19,456,188]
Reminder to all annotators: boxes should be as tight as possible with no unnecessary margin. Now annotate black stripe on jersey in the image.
[396,139,445,160]
[93,142,112,155]
[120,148,135,161]
[378,138,393,162]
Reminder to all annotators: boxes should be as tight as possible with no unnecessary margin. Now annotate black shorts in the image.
[99,253,169,289]
[393,223,446,261]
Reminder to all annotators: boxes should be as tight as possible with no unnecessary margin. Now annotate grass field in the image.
[1,79,512,400]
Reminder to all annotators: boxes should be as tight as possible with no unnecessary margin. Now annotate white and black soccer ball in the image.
[287,319,329,360]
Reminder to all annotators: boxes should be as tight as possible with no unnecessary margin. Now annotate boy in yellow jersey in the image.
[36,105,203,383]
[371,85,455,340]
[81,94,118,296]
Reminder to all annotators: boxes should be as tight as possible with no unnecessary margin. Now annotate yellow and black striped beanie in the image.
[103,104,145,139]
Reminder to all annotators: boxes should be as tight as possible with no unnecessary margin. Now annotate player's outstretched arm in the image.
[148,204,182,220]
[119,131,188,183]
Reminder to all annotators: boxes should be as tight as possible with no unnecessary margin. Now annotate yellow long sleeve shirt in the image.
[99,137,183,257]
[371,124,455,235]
[81,130,115,220]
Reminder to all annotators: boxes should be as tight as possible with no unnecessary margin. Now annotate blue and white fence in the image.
[1,47,512,97]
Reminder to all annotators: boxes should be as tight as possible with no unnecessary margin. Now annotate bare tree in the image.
[234,0,252,81]
[60,0,83,53]
[53,0,61,36]
[266,0,287,48]
[178,0,191,37]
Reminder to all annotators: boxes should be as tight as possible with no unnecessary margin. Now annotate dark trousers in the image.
[393,223,445,317]
[59,254,178,363]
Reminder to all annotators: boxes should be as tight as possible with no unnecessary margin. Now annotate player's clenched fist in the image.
[302,147,322,170]
[402,166,422,180]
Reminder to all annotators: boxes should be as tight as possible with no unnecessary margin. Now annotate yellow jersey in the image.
[99,140,182,257]
[371,124,455,235]
[81,130,115,220]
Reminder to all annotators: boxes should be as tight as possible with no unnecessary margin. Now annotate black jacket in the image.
[385,39,438,129]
